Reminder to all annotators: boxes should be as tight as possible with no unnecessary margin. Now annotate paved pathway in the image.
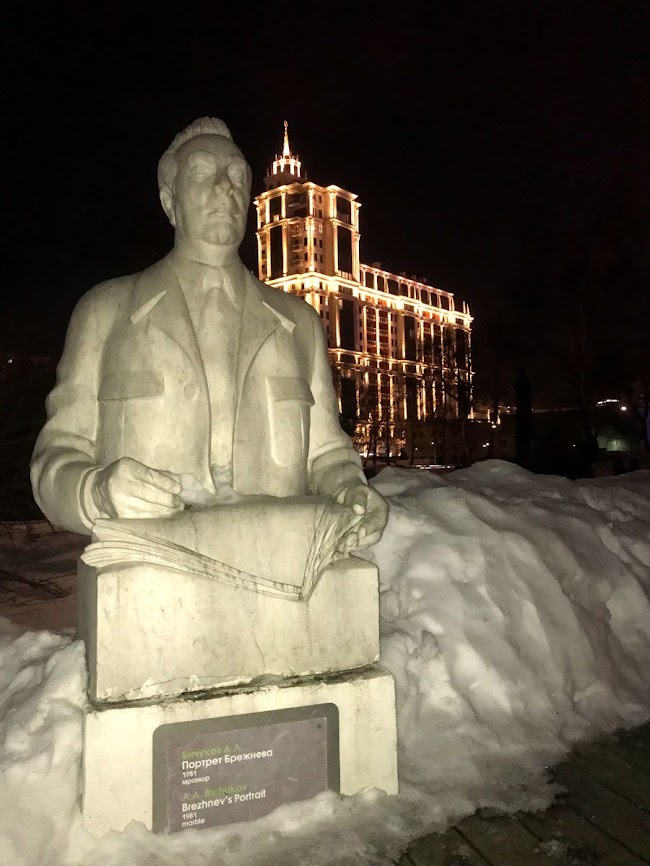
[400,724,650,865]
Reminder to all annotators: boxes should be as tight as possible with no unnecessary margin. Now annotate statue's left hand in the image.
[335,483,389,554]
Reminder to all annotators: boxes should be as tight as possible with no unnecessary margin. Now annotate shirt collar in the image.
[169,249,243,305]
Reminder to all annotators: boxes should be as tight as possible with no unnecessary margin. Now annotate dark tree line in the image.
[474,181,650,473]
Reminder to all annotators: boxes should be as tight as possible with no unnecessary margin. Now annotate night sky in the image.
[2,1,648,404]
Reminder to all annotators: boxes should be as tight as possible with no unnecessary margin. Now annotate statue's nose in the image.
[212,176,236,208]
[213,174,232,194]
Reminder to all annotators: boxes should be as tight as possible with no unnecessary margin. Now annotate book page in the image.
[82,495,362,600]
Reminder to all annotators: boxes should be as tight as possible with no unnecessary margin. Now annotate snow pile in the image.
[368,462,650,813]
[1,460,649,865]
[0,621,86,866]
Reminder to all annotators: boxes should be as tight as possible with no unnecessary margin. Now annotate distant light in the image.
[621,406,627,411]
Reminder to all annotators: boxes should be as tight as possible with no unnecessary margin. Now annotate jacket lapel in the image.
[131,255,204,377]
[132,258,296,416]
[235,270,284,401]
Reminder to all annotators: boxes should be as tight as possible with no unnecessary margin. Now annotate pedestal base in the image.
[81,665,398,836]
[78,556,380,703]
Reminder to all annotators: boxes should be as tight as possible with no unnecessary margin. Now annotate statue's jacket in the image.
[31,255,364,534]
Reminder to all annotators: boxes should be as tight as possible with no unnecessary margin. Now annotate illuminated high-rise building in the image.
[255,123,473,457]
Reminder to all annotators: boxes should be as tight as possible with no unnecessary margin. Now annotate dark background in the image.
[2,0,649,405]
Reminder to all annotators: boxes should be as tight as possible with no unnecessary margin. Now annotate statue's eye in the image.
[228,163,247,183]
[187,153,216,179]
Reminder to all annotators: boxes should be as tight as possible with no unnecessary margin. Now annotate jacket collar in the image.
[131,254,295,329]
[129,255,296,391]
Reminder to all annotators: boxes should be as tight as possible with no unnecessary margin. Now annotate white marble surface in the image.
[31,117,387,549]
[79,556,380,703]
[32,123,394,814]
[28,118,396,841]
[82,666,398,836]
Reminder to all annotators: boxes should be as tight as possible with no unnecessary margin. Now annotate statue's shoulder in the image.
[72,257,168,320]
[71,272,136,319]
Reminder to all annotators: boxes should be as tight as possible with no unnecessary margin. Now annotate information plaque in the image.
[152,704,339,833]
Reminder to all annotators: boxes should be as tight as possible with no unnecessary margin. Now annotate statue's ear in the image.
[159,188,176,227]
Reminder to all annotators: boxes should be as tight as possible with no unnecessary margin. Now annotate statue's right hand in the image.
[90,457,184,519]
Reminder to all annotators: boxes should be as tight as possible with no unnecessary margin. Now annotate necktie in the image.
[195,268,241,481]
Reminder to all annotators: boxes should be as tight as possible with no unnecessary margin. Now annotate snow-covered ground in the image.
[1,460,650,865]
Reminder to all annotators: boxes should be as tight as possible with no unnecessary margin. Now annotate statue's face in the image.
[167,134,252,248]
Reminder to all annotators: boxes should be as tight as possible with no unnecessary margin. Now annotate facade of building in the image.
[254,124,473,458]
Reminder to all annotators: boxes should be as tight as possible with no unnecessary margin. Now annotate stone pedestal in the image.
[78,557,379,703]
[79,552,398,836]
[82,665,398,836]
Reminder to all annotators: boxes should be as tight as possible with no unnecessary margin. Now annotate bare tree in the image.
[627,380,650,452]
[439,328,475,463]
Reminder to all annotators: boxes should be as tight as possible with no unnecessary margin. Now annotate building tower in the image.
[257,121,361,286]
[255,124,474,462]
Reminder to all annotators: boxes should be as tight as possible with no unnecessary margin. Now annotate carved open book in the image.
[81,496,362,601]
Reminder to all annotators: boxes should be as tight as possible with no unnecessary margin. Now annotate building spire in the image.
[266,121,303,187]
[283,120,291,157]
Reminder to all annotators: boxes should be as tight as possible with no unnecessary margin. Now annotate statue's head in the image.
[158,118,252,253]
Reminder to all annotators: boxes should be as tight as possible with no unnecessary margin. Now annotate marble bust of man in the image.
[31,117,387,552]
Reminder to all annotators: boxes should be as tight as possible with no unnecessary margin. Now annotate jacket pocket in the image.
[267,377,314,467]
[98,370,164,401]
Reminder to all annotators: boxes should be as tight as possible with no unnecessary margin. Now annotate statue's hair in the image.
[158,117,233,192]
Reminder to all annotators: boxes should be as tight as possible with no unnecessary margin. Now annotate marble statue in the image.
[30,117,388,553]
[30,125,399,818]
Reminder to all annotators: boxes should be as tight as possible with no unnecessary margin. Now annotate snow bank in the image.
[368,462,650,813]
[1,460,649,865]
[0,621,86,865]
